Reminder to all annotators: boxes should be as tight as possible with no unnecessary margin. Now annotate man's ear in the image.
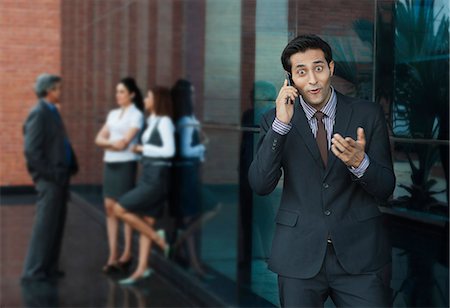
[329,60,335,76]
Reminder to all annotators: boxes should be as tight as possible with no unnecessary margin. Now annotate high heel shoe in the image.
[156,229,171,258]
[102,262,119,274]
[116,258,133,271]
[156,229,166,242]
[164,244,171,259]
[118,268,153,285]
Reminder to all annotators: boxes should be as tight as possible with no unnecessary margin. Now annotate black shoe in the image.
[102,263,120,274]
[116,258,133,271]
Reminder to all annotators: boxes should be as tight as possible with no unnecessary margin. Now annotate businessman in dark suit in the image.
[249,35,395,307]
[22,74,78,281]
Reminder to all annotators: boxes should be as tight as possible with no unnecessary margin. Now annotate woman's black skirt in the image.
[103,161,137,199]
[169,159,201,218]
[119,158,171,218]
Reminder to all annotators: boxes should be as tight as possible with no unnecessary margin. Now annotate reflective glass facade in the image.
[61,0,449,306]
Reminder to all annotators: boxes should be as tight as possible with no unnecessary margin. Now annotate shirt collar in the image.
[42,99,57,111]
[121,103,136,114]
[146,114,157,124]
[299,86,336,120]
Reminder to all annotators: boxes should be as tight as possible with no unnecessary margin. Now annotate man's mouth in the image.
[309,88,321,95]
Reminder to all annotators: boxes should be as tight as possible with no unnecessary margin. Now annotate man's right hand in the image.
[275,79,298,124]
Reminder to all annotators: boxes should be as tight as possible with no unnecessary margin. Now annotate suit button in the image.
[324,209,331,216]
[323,183,329,189]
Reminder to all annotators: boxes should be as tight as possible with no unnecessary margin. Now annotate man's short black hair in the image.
[281,34,333,73]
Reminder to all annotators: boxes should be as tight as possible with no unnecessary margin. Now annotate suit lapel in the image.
[324,93,353,179]
[39,99,67,135]
[292,98,324,169]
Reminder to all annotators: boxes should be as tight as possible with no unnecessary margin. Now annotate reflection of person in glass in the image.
[95,77,144,273]
[239,81,276,271]
[170,79,208,277]
[113,87,174,284]
[249,34,395,307]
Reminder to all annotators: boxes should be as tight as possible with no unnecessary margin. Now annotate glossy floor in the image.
[0,194,196,307]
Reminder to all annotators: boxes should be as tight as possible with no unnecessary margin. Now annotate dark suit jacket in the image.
[23,100,78,185]
[248,92,395,279]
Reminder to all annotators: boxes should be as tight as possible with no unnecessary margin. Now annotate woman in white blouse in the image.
[95,77,144,273]
[113,86,175,284]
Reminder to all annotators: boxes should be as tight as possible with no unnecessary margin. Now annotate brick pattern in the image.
[59,0,192,185]
[240,0,256,115]
[2,0,377,186]
[291,0,375,99]
[0,0,61,186]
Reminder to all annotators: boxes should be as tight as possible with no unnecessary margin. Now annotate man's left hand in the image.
[331,127,366,168]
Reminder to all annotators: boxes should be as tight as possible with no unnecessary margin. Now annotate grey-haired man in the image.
[22,73,78,281]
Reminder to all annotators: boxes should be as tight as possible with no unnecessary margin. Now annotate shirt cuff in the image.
[348,154,370,178]
[272,117,292,135]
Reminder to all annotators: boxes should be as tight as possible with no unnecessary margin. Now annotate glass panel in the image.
[200,128,241,281]
[59,0,448,306]
[198,0,242,282]
[251,1,377,305]
[389,0,449,218]
[383,1,449,305]
[251,0,288,304]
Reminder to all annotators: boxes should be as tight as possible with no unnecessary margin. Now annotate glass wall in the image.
[379,1,449,306]
[199,0,242,282]
[249,0,378,304]
[63,0,448,306]
[389,0,449,219]
[196,0,449,306]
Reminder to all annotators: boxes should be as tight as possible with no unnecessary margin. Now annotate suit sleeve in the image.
[248,113,286,195]
[352,104,396,201]
[24,110,57,182]
[69,144,79,175]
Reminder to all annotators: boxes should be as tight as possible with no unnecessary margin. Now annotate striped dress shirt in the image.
[271,87,369,178]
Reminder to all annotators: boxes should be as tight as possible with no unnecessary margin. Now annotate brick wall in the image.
[0,0,61,186]
[60,0,201,185]
[2,0,376,187]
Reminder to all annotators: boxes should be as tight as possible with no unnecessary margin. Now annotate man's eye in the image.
[298,70,306,75]
[316,66,323,72]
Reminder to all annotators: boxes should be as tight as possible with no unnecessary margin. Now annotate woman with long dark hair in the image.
[113,86,174,284]
[95,77,144,273]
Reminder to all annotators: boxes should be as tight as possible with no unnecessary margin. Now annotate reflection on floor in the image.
[22,183,447,307]
[0,194,196,307]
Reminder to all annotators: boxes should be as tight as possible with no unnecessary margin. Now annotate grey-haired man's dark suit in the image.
[249,92,395,306]
[22,99,78,280]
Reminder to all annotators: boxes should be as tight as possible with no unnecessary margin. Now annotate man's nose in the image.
[308,72,318,84]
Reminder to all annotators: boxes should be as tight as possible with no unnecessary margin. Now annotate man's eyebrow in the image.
[293,60,326,68]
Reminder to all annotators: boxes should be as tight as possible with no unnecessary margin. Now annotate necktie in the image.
[314,111,328,167]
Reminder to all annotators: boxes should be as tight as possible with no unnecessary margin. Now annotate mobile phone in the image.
[285,72,294,104]
[286,72,293,86]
